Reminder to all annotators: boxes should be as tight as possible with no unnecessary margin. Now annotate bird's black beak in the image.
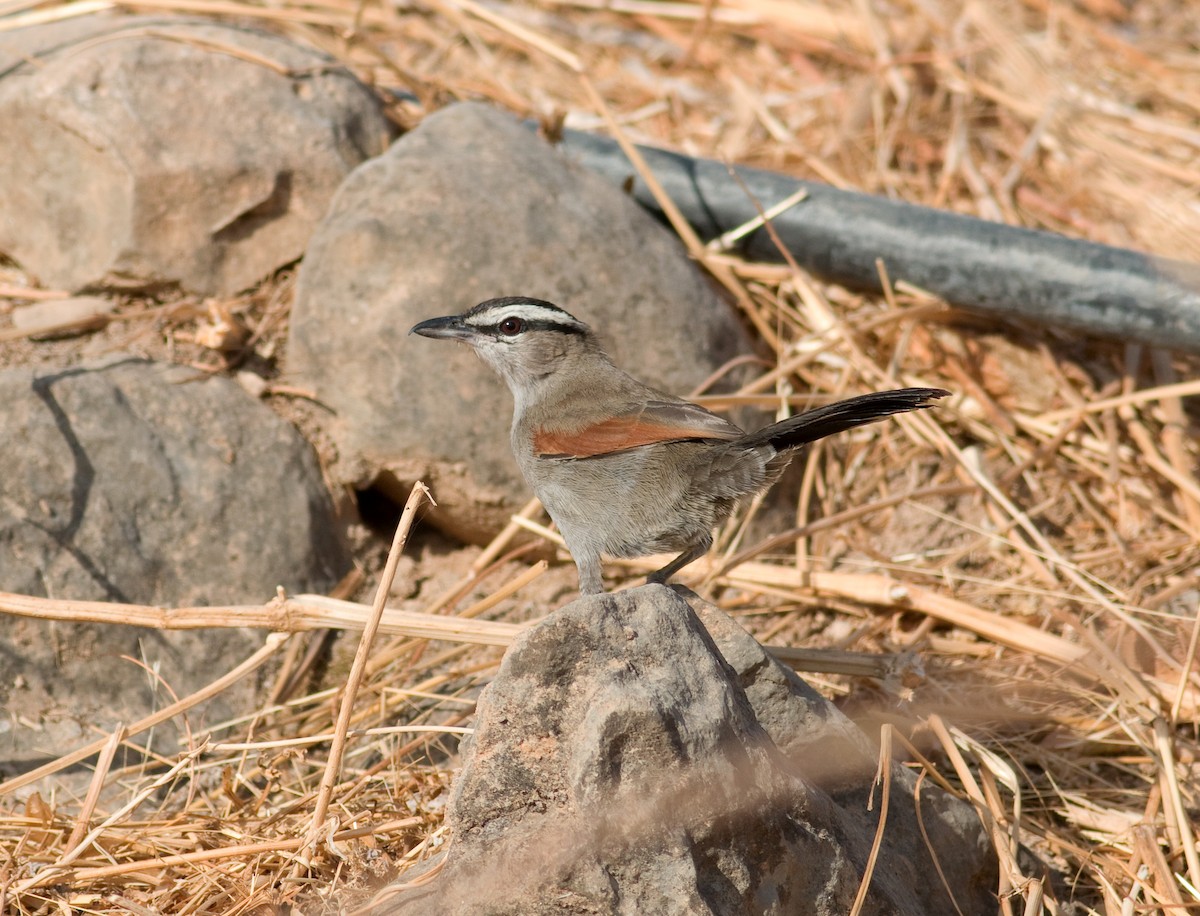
[410,315,472,341]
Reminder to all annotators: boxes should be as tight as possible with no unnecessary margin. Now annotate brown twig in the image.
[297,481,432,870]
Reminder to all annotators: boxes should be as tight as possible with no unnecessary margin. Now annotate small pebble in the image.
[11,296,113,339]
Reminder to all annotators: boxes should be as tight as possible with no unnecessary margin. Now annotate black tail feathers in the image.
[741,387,950,451]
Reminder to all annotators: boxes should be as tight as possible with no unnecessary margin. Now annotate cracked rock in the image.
[0,358,350,776]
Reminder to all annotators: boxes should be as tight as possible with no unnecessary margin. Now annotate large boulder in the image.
[288,101,754,542]
[380,586,997,915]
[0,358,350,775]
[0,15,395,295]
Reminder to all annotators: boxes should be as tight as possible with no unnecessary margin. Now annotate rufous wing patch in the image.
[534,415,739,459]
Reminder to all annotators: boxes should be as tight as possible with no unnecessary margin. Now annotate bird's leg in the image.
[646,535,712,587]
[574,551,605,596]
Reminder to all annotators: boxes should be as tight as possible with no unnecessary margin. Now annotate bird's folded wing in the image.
[534,399,743,458]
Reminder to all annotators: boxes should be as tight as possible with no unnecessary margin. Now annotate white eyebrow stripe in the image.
[465,303,587,331]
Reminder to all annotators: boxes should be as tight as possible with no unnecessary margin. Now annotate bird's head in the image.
[410,297,602,396]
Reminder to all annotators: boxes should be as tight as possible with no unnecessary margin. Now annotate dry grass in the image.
[2,0,1200,913]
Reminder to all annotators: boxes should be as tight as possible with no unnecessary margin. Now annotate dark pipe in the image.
[552,126,1200,353]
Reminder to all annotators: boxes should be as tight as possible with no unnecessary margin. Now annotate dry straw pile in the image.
[2,0,1199,913]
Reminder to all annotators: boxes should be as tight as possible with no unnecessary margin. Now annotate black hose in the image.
[552,126,1200,353]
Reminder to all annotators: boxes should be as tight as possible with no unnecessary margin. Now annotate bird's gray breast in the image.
[521,442,763,557]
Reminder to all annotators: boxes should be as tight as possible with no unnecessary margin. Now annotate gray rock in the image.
[0,358,350,775]
[0,15,395,295]
[692,596,997,912]
[380,586,996,915]
[288,101,753,542]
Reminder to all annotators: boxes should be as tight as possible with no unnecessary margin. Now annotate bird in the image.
[411,297,948,595]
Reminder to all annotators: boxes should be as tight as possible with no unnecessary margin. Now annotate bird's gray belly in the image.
[525,443,769,558]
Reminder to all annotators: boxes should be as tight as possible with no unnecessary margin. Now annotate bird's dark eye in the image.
[498,316,525,336]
